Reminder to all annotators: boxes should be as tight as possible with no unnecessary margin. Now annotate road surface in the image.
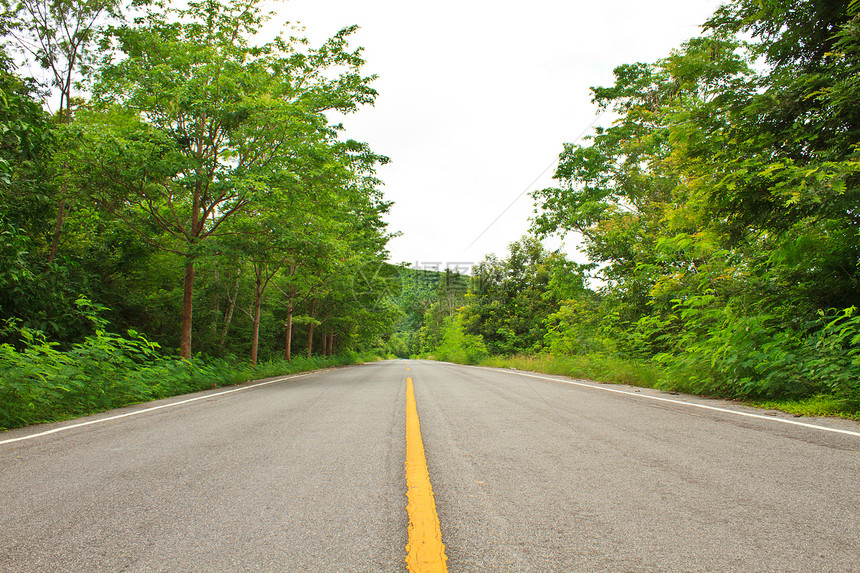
[1,359,858,572]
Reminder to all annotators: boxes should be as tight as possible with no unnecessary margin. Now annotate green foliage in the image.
[747,396,860,421]
[475,354,858,420]
[526,1,860,406]
[705,306,860,402]
[0,215,99,344]
[479,354,660,389]
[0,50,51,192]
[809,307,860,401]
[543,294,605,356]
[0,54,97,342]
[428,316,489,365]
[0,0,396,426]
[462,236,584,355]
[0,299,365,430]
[72,0,388,358]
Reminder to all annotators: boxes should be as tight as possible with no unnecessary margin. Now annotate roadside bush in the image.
[650,305,860,403]
[432,316,489,365]
[0,299,364,430]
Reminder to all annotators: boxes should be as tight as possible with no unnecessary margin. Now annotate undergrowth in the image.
[0,299,366,431]
[470,353,860,421]
[479,353,659,388]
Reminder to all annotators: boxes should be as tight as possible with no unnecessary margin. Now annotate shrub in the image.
[0,300,366,430]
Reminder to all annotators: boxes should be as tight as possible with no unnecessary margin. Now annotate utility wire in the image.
[463,111,605,254]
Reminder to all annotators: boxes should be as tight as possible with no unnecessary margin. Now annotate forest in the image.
[2,0,859,429]
[0,0,399,428]
[405,0,860,418]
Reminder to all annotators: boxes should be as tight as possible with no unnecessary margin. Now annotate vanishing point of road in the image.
[1,360,858,572]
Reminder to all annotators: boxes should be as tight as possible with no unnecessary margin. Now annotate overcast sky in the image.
[273,0,721,270]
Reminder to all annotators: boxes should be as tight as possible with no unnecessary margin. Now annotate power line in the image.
[462,111,605,254]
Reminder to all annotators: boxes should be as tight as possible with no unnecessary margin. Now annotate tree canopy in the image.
[527,0,860,401]
[0,0,396,364]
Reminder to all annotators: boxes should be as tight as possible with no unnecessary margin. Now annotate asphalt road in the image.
[1,359,858,572]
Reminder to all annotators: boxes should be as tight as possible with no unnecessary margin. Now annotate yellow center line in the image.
[405,377,449,573]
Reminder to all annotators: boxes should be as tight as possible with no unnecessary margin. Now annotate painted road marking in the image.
[462,365,860,439]
[0,373,313,446]
[405,377,449,573]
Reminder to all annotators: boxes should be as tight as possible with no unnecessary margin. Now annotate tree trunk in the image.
[284,304,293,362]
[250,264,269,366]
[219,274,240,347]
[250,287,262,367]
[306,299,318,359]
[284,285,295,361]
[322,329,328,357]
[328,332,335,357]
[250,298,261,366]
[48,106,73,263]
[306,322,315,359]
[182,178,204,360]
[180,261,195,359]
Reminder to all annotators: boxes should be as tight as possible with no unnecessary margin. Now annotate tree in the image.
[700,0,860,310]
[530,1,860,401]
[218,134,375,364]
[461,236,566,355]
[79,0,378,357]
[1,0,122,262]
[0,49,50,214]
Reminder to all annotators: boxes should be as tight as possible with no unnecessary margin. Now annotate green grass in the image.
[479,353,660,388]
[470,353,860,421]
[745,396,860,421]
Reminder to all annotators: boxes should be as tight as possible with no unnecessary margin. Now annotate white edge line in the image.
[461,364,860,439]
[0,372,314,446]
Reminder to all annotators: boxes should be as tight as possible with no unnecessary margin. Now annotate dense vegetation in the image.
[3,0,859,428]
[0,0,399,428]
[409,0,860,415]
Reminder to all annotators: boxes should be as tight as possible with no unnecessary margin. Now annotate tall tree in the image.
[79,0,378,357]
[1,0,122,262]
[530,1,860,400]
[461,236,563,355]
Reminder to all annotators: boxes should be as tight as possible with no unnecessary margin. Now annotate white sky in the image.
[273,0,721,269]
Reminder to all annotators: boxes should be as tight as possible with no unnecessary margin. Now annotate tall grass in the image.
[473,353,860,420]
[479,353,660,388]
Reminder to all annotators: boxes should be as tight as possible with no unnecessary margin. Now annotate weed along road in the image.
[1,360,859,572]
